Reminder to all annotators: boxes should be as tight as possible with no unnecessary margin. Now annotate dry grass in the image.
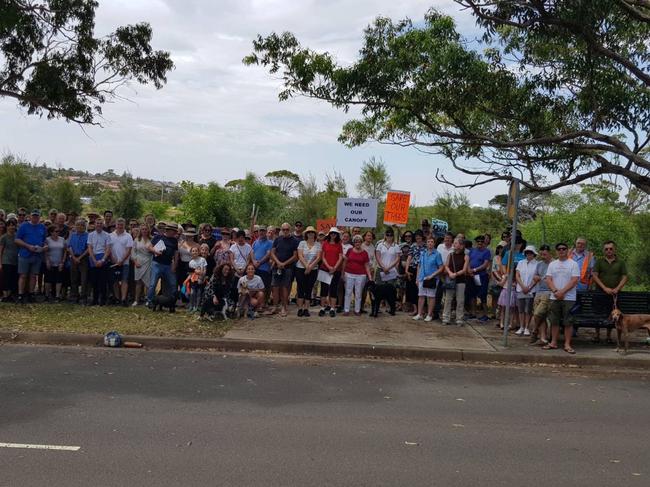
[0,303,230,337]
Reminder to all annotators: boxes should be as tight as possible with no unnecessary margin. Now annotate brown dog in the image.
[609,309,650,355]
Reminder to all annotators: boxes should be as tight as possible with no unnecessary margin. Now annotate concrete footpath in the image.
[2,310,649,369]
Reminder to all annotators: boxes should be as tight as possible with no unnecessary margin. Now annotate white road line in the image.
[0,442,80,451]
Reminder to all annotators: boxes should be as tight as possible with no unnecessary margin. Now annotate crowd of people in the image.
[0,208,629,353]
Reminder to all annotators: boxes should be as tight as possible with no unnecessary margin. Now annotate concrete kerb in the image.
[1,330,648,369]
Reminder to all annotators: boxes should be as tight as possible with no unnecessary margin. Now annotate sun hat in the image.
[328,226,340,234]
[303,225,317,235]
[165,223,178,231]
[183,227,198,237]
[523,245,538,256]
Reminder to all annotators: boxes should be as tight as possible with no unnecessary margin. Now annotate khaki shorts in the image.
[548,299,575,326]
[532,293,550,319]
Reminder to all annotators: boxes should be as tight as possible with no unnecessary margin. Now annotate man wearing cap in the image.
[15,209,48,303]
[529,244,553,345]
[421,219,431,239]
[48,208,58,223]
[375,228,401,284]
[270,222,299,316]
[147,224,179,306]
[544,243,580,354]
[468,235,492,321]
[515,245,539,336]
[252,226,273,306]
[293,221,304,241]
[87,218,112,306]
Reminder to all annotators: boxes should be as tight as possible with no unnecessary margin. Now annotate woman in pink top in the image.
[343,234,373,316]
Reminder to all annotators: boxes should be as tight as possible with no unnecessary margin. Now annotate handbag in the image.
[444,253,458,290]
[423,277,437,289]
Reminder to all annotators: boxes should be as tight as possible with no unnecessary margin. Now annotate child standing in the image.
[188,246,207,312]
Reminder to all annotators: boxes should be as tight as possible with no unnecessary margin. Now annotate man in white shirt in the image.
[110,218,134,306]
[544,242,580,354]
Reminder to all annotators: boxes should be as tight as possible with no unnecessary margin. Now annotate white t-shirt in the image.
[342,243,353,256]
[516,258,538,294]
[230,242,252,270]
[189,257,207,271]
[362,242,376,267]
[296,241,321,269]
[437,243,453,267]
[545,258,580,301]
[110,231,134,265]
[376,241,400,281]
[238,274,264,292]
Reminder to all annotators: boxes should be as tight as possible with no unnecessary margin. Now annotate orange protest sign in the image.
[316,218,337,234]
[383,190,411,226]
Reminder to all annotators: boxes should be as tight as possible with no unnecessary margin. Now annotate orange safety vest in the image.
[569,249,593,286]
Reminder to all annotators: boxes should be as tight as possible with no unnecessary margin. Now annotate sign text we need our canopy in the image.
[336,198,378,228]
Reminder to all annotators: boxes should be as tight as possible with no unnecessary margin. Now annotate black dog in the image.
[151,294,176,313]
[365,281,396,317]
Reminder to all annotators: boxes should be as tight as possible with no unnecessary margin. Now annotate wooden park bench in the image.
[570,291,650,330]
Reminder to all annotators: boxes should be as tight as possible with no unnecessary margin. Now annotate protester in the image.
[110,218,134,306]
[230,229,253,278]
[405,230,426,316]
[591,240,628,344]
[468,235,492,322]
[15,209,47,303]
[489,243,505,320]
[529,244,553,345]
[343,234,373,316]
[252,227,273,307]
[177,226,198,297]
[270,222,299,317]
[375,228,400,285]
[44,225,66,301]
[293,221,304,240]
[515,245,539,336]
[214,229,233,267]
[318,227,343,317]
[187,246,207,312]
[132,224,152,306]
[237,263,265,319]
[87,218,112,306]
[200,263,237,320]
[569,237,594,292]
[442,238,469,326]
[414,235,445,321]
[0,219,18,301]
[147,224,179,305]
[543,243,580,354]
[295,226,321,317]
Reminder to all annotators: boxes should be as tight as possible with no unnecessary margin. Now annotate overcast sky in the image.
[0,0,507,206]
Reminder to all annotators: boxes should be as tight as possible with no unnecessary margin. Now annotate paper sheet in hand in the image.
[317,270,332,285]
[153,240,167,253]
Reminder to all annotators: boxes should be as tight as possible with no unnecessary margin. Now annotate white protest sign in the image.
[336,198,378,228]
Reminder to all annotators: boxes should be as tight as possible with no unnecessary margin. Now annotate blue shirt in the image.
[252,237,273,272]
[418,249,443,281]
[68,232,89,256]
[502,250,525,270]
[16,222,47,258]
[469,247,492,276]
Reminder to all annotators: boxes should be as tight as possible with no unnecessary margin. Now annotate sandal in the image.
[564,347,576,354]
[542,344,558,350]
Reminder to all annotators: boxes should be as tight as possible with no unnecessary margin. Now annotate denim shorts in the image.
[271,267,294,288]
[18,255,42,275]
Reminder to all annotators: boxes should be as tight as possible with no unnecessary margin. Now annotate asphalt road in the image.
[0,345,648,487]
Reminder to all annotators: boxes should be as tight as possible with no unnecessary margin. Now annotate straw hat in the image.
[303,225,317,235]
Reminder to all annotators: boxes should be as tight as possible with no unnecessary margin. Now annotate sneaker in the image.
[304,309,310,317]
[424,315,433,322]
[478,315,489,323]
[247,309,255,320]
[523,329,531,336]
[132,301,138,307]
[121,300,128,307]
[297,309,304,317]
[343,311,350,316]
[336,306,344,313]
[329,309,336,318]
[412,314,422,321]
[318,308,326,317]
[442,321,451,326]
[457,321,465,327]
[515,328,524,336]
